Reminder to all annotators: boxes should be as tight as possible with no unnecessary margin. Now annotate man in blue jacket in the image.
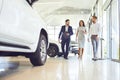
[58,19,73,59]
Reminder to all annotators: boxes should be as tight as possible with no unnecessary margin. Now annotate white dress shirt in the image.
[89,22,101,38]
[65,26,68,32]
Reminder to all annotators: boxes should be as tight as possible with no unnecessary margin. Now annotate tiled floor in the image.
[0,55,120,80]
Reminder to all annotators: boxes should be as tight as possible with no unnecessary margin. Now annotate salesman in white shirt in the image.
[88,16,101,61]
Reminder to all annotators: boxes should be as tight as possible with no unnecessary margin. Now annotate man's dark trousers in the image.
[59,25,73,58]
[61,38,70,58]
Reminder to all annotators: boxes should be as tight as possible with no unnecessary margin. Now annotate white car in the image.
[0,0,49,66]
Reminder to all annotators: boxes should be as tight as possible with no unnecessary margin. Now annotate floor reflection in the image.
[0,57,32,78]
[0,55,120,80]
[0,61,19,77]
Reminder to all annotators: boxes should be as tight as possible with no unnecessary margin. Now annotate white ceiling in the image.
[33,0,96,27]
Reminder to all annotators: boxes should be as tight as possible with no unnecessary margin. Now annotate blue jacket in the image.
[59,25,73,40]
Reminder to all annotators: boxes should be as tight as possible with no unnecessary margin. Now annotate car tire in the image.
[47,43,59,57]
[29,34,47,66]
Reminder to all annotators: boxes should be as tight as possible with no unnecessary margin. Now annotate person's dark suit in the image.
[58,25,73,58]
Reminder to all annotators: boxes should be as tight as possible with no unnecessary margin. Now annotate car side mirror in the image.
[26,0,38,6]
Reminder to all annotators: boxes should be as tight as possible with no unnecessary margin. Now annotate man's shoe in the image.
[64,57,68,60]
[92,58,97,61]
[92,58,94,60]
[57,52,64,57]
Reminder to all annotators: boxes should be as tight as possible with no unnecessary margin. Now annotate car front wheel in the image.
[29,34,47,66]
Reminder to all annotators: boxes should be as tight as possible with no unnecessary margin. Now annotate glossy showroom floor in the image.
[0,54,120,80]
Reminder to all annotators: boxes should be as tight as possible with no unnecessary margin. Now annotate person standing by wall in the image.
[76,20,87,59]
[58,19,73,59]
[88,16,101,61]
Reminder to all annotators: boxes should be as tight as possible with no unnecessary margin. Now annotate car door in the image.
[0,0,43,48]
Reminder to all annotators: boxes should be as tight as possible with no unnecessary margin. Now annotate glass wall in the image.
[111,0,119,60]
[119,0,120,60]
[102,0,119,60]
[102,6,111,59]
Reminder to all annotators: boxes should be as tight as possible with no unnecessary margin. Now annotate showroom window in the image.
[103,0,119,60]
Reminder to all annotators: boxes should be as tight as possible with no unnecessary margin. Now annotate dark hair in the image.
[65,19,70,22]
[92,16,97,19]
[79,20,85,27]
